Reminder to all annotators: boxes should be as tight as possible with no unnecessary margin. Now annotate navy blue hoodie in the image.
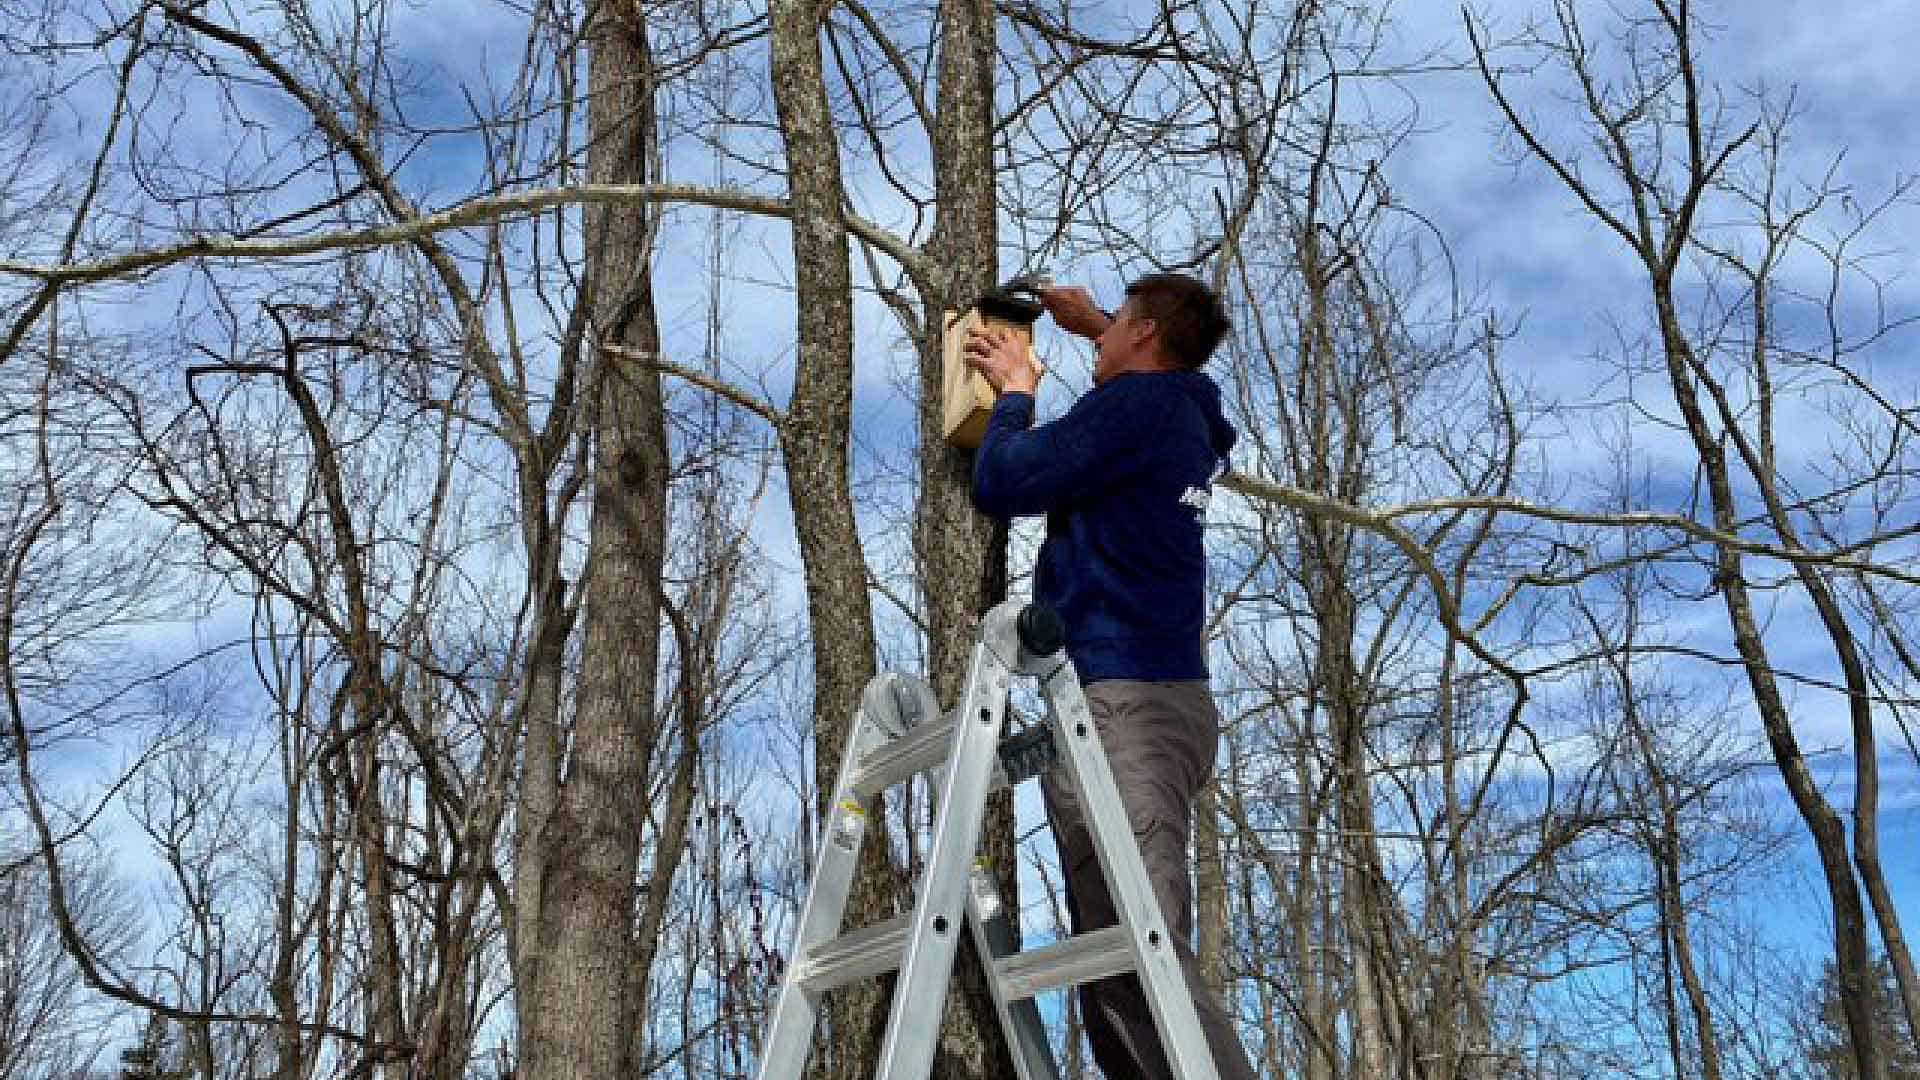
[971,370,1237,683]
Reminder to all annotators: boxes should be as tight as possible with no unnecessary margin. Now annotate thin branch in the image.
[2,182,940,298]
[601,343,785,430]
[1219,471,1920,587]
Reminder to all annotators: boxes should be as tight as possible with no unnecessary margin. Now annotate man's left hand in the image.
[963,326,1039,395]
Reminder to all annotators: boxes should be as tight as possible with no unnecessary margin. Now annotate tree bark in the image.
[769,2,891,1075]
[517,6,670,1077]
[917,0,1018,1073]
[1195,781,1230,998]
[1652,300,1883,1080]
[1729,385,1920,1053]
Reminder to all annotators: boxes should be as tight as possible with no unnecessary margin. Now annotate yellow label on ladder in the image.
[830,798,866,850]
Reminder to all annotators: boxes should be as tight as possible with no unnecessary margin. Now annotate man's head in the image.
[1093,273,1231,383]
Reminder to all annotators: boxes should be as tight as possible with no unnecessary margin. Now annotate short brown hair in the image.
[1124,273,1230,370]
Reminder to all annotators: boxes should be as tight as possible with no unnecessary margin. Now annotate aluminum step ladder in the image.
[756,599,1223,1080]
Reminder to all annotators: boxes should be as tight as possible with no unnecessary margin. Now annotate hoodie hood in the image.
[1166,369,1238,462]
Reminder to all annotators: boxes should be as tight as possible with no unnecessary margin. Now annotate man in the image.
[963,273,1258,1080]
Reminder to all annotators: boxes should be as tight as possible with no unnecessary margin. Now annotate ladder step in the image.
[849,715,959,798]
[994,925,1136,1001]
[797,913,913,992]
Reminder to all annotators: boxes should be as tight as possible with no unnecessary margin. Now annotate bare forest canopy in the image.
[2,1,1918,1079]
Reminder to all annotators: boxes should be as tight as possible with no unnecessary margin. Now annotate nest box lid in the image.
[974,285,1044,325]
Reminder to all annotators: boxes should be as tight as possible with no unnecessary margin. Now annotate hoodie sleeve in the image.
[970,382,1168,518]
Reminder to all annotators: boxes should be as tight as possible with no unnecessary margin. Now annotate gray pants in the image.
[1041,680,1259,1080]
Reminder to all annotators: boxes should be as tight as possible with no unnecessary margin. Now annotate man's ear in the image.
[1135,317,1179,369]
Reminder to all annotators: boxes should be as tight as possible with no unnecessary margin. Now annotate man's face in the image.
[1093,299,1156,385]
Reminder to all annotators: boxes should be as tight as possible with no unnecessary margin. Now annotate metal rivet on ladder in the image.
[1148,930,1162,948]
[979,708,992,725]
[933,915,950,935]
[1075,722,1088,738]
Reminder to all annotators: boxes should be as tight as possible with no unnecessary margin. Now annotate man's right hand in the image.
[1039,285,1112,340]
[964,326,1040,395]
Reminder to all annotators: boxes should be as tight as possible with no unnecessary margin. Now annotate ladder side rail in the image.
[756,694,898,1080]
[898,616,1058,1080]
[962,854,1060,1080]
[872,620,1018,1078]
[1039,662,1224,1080]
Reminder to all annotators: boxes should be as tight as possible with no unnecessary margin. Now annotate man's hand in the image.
[1039,284,1112,340]
[963,326,1039,395]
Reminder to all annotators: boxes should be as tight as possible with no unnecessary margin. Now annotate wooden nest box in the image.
[940,287,1045,449]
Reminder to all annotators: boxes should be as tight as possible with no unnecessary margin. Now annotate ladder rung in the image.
[994,925,1136,1001]
[849,715,959,798]
[797,913,913,992]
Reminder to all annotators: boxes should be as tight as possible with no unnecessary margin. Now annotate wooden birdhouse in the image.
[940,288,1045,449]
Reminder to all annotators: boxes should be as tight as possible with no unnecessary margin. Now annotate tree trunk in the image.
[1651,303,1884,1080]
[1295,200,1403,1078]
[517,6,671,1077]
[1195,781,1230,997]
[1738,427,1920,1055]
[1331,644,1390,1080]
[918,0,1018,1073]
[769,2,891,1075]
[1291,765,1333,1080]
